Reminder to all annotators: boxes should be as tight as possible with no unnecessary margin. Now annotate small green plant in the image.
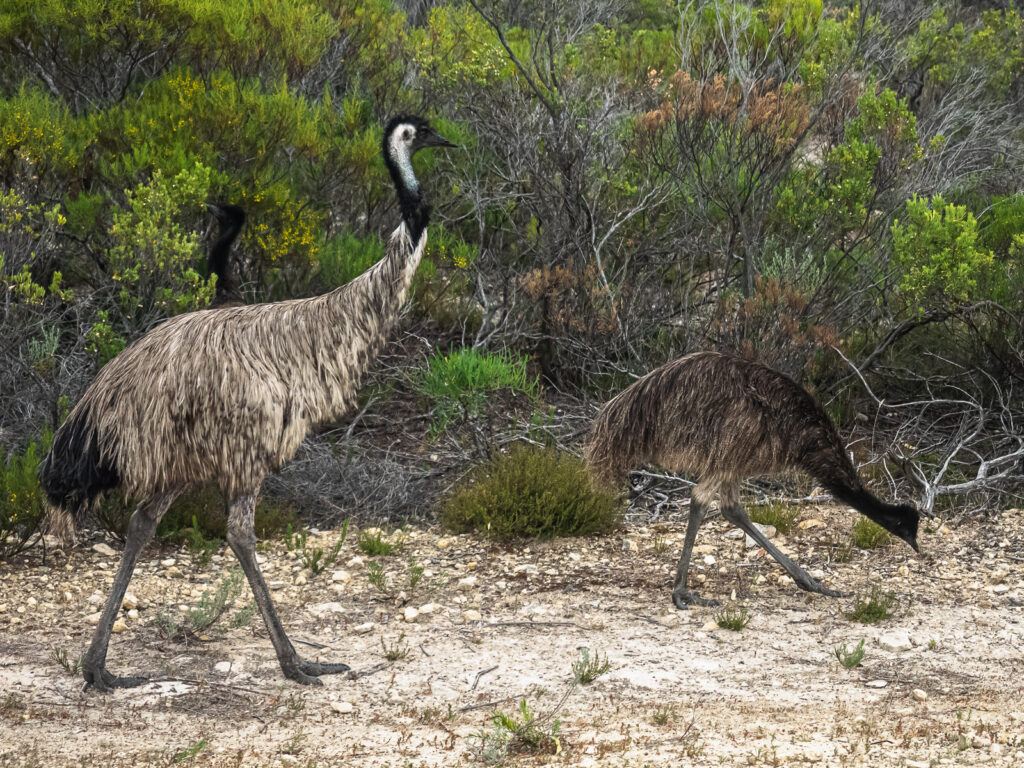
[830,538,855,563]
[0,430,52,561]
[171,739,208,763]
[229,601,257,629]
[572,647,611,685]
[158,568,244,640]
[287,520,349,573]
[381,633,408,662]
[27,325,60,375]
[833,638,866,668]
[441,444,622,541]
[418,346,538,435]
[358,529,397,556]
[366,561,393,596]
[51,647,82,676]
[749,501,800,534]
[408,561,425,590]
[180,514,221,565]
[652,704,676,726]
[851,517,892,549]
[474,699,561,764]
[651,535,670,555]
[844,585,896,624]
[715,605,752,631]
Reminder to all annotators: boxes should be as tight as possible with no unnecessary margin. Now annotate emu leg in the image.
[671,499,719,609]
[226,494,349,685]
[721,503,845,598]
[83,492,177,692]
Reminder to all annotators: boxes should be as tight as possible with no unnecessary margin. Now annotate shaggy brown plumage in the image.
[584,351,920,608]
[39,115,455,690]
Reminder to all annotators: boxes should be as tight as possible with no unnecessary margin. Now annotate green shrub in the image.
[714,605,752,631]
[419,347,538,434]
[844,585,896,624]
[749,501,799,534]
[851,516,892,549]
[441,444,621,540]
[0,431,52,561]
[317,229,384,288]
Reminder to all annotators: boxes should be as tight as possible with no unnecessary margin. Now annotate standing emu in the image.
[39,115,455,690]
[206,202,246,308]
[584,351,920,609]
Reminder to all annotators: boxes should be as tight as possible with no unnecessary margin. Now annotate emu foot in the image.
[794,576,846,599]
[671,589,721,610]
[282,658,350,686]
[83,664,148,693]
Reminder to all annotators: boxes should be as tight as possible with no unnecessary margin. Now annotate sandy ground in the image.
[1,504,1023,767]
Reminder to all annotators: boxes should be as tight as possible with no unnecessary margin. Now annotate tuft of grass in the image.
[418,346,538,435]
[572,647,611,685]
[441,444,622,541]
[844,585,896,624]
[749,501,799,534]
[833,638,866,668]
[0,430,52,561]
[229,601,257,629]
[715,605,751,631]
[851,517,892,549]
[651,704,676,726]
[158,568,245,640]
[381,633,408,662]
[51,647,82,677]
[408,561,425,590]
[171,739,208,763]
[358,529,398,556]
[474,699,561,765]
[830,538,855,563]
[366,561,393,596]
[286,520,348,573]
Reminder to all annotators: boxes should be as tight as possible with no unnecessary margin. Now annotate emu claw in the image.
[671,590,721,610]
[83,664,148,693]
[283,658,350,685]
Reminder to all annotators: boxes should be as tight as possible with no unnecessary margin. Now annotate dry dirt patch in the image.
[1,505,1023,767]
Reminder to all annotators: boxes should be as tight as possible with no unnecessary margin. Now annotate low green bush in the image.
[851,516,892,549]
[441,444,621,540]
[0,431,51,560]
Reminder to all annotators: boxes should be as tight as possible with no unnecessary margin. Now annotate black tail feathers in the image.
[39,403,120,528]
[827,483,920,553]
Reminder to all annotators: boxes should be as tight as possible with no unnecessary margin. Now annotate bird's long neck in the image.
[210,223,241,295]
[384,137,431,244]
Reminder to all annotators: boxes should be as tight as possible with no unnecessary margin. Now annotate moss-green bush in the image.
[0,431,51,560]
[851,516,891,549]
[440,444,621,540]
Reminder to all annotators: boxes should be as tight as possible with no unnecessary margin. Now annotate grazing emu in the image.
[39,115,455,690]
[584,351,920,609]
[206,202,246,308]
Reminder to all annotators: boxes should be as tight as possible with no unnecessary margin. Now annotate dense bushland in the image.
[1,0,1022,547]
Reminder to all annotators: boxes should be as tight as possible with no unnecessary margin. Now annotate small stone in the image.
[330,701,354,714]
[755,574,767,585]
[214,661,233,674]
[63,591,73,603]
[122,593,138,611]
[331,570,351,583]
[990,743,1003,756]
[798,519,823,530]
[991,584,1010,594]
[514,564,537,573]
[694,544,715,555]
[309,602,346,617]
[912,688,927,701]
[703,554,716,566]
[403,607,419,623]
[462,609,482,622]
[346,556,364,569]
[92,542,117,558]
[86,612,102,625]
[160,558,176,567]
[878,631,912,653]
[701,620,719,631]
[745,524,776,548]
[865,679,888,688]
[127,609,139,620]
[353,622,374,634]
[111,618,126,633]
[457,576,478,591]
[809,569,825,580]
[435,538,450,549]
[971,734,992,749]
[27,597,37,607]
[724,529,744,540]
[418,603,436,614]
[294,573,307,586]
[906,761,930,768]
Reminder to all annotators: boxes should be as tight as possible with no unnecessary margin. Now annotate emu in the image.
[40,115,455,690]
[584,351,920,609]
[206,202,246,308]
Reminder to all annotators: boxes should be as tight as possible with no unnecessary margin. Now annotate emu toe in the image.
[283,658,350,685]
[83,665,148,693]
[672,590,721,610]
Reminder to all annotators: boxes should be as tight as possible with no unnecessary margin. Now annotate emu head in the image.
[382,115,456,197]
[207,203,247,229]
[878,502,921,553]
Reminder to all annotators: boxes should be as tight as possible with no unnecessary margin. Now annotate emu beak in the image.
[206,203,222,216]
[905,534,920,553]
[424,131,457,149]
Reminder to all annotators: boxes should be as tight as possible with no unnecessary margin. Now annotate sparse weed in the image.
[182,514,221,565]
[715,605,751,631]
[830,539,855,563]
[651,704,676,726]
[229,601,257,629]
[286,520,348,574]
[381,633,409,662]
[358,529,398,556]
[282,728,306,755]
[851,517,892,549]
[833,638,866,668]
[749,501,799,534]
[844,585,896,624]
[572,647,611,685]
[651,535,670,555]
[51,646,82,676]
[408,561,425,590]
[158,568,244,640]
[171,739,208,763]
[366,561,394,596]
[473,699,561,764]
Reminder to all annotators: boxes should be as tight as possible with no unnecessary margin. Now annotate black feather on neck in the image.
[208,204,246,307]
[382,116,430,244]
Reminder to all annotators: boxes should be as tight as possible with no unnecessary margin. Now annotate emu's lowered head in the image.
[868,500,921,553]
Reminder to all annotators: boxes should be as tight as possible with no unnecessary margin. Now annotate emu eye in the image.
[403,129,413,142]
